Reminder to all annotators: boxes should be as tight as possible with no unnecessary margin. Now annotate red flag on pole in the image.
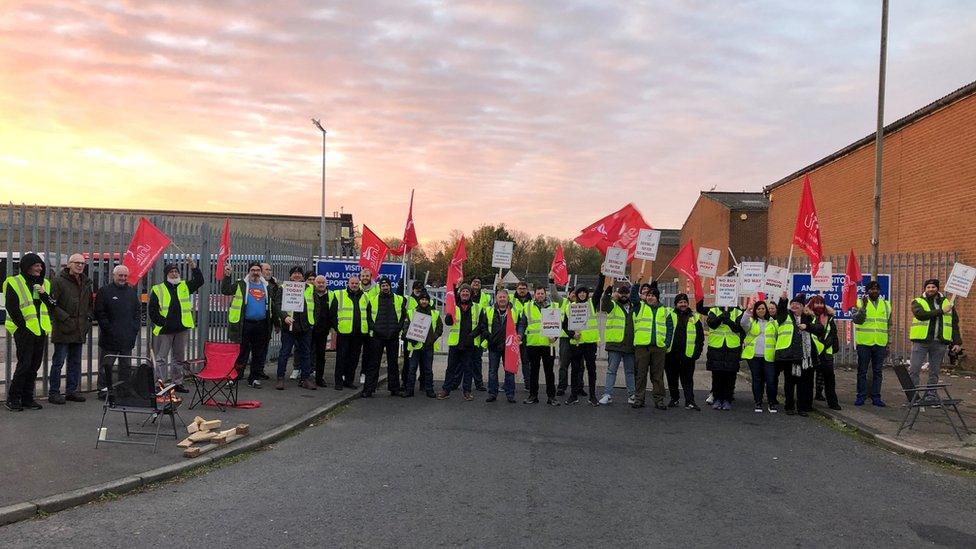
[792,175,824,276]
[574,203,651,260]
[122,218,171,286]
[359,225,389,280]
[215,218,231,280]
[504,308,520,375]
[664,239,704,303]
[551,245,569,286]
[444,236,467,314]
[842,249,862,313]
[392,190,419,256]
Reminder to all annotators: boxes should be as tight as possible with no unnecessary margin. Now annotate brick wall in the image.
[680,195,733,275]
[729,209,768,261]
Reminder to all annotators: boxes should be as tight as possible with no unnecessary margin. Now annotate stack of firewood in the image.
[178,416,250,458]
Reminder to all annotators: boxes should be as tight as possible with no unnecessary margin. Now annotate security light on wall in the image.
[740,213,748,220]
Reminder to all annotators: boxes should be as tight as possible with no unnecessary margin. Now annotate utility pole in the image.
[871,0,888,279]
[312,118,327,258]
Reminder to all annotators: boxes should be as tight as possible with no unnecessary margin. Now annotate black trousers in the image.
[10,331,46,404]
[711,370,737,402]
[365,336,400,394]
[556,337,571,390]
[527,345,556,399]
[335,333,365,386]
[569,343,597,398]
[311,328,329,385]
[665,352,696,404]
[782,361,815,412]
[816,354,839,407]
[238,319,271,383]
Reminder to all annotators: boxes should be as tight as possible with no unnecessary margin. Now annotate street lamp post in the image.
[312,118,327,258]
[871,0,888,279]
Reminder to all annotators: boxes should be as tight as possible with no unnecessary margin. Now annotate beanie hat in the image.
[674,293,689,305]
[412,280,424,290]
[247,261,261,271]
[289,265,304,276]
[791,293,807,305]
[164,263,179,275]
[866,280,881,291]
[378,276,391,287]
[575,286,589,296]
[417,290,430,301]
[924,278,940,289]
[458,283,472,293]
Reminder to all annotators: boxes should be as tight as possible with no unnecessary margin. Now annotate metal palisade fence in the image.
[741,251,961,366]
[1,203,313,399]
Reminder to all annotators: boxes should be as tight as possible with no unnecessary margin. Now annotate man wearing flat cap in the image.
[149,257,203,393]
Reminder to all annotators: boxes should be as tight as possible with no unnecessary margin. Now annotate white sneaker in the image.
[598,394,612,405]
[627,395,636,405]
[290,370,300,380]
[705,393,714,405]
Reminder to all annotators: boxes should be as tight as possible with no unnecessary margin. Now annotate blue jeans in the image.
[277,329,312,380]
[407,348,435,393]
[487,349,516,398]
[747,358,776,405]
[442,347,477,393]
[603,350,635,398]
[50,342,83,395]
[856,345,886,399]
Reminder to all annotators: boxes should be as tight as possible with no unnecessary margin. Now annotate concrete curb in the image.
[0,376,382,527]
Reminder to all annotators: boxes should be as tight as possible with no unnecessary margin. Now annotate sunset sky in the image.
[1,1,974,241]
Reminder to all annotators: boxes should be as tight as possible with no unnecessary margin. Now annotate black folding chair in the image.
[892,361,971,441]
[95,355,186,453]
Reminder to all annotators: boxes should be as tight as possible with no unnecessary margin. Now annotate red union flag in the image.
[842,248,862,313]
[392,189,419,256]
[359,225,389,280]
[444,236,467,313]
[504,308,520,375]
[793,175,824,276]
[122,218,171,285]
[574,203,651,261]
[215,218,231,280]
[665,239,704,303]
[550,245,569,286]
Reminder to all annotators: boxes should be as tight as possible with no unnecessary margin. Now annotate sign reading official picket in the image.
[697,247,721,278]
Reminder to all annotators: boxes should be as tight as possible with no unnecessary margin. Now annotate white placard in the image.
[541,307,563,337]
[697,247,721,278]
[601,247,628,279]
[491,240,514,269]
[763,265,789,298]
[811,262,833,291]
[738,261,765,296]
[281,281,306,312]
[634,229,662,261]
[945,262,976,298]
[714,276,740,307]
[406,311,432,342]
[567,302,590,331]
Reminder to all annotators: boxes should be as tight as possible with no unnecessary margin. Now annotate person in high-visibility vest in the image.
[402,290,443,398]
[4,253,57,411]
[522,285,560,405]
[705,299,744,412]
[808,296,841,410]
[149,259,203,394]
[632,283,673,409]
[511,281,533,390]
[665,293,704,410]
[311,275,333,388]
[402,280,426,389]
[329,274,369,389]
[463,277,489,392]
[437,283,488,400]
[548,281,575,397]
[740,299,778,413]
[483,288,526,403]
[908,278,962,399]
[773,292,825,416]
[273,266,317,391]
[365,276,407,398]
[598,278,638,405]
[220,261,274,389]
[359,268,379,300]
[850,280,890,406]
[564,286,600,406]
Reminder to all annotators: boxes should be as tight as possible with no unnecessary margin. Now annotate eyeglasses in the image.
[69,261,85,265]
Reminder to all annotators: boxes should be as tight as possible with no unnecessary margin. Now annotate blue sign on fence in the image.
[315,259,405,291]
[789,273,890,320]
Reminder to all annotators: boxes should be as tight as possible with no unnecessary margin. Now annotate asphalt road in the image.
[2,388,975,548]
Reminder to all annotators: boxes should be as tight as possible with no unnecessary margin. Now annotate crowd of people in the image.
[2,253,964,416]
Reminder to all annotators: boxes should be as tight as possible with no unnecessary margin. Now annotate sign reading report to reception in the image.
[491,240,514,269]
[541,307,563,337]
[945,262,976,298]
[697,247,721,278]
[405,311,432,342]
[601,247,628,279]
[634,229,661,261]
[281,281,306,312]
[714,276,740,307]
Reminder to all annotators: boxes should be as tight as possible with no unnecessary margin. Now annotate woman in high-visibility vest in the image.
[774,292,825,416]
[563,286,601,406]
[740,299,778,413]
[705,302,744,411]
[4,253,56,411]
[808,296,841,410]
[402,290,443,398]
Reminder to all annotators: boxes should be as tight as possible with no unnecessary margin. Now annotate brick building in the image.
[764,80,976,356]
[677,191,769,286]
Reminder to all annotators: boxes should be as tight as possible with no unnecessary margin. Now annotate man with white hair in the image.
[93,265,141,400]
[48,253,93,404]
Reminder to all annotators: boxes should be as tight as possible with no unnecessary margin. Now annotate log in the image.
[212,428,238,444]
[188,430,218,443]
[193,416,205,425]
[183,443,219,458]
[235,424,250,435]
[187,422,199,435]
[199,419,222,431]
[177,436,195,448]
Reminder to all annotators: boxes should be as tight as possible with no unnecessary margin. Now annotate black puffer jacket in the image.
[94,281,141,351]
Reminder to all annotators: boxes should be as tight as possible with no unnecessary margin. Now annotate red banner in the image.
[793,175,824,276]
[122,218,171,286]
[392,189,418,256]
[842,248,862,313]
[504,308,520,375]
[358,225,389,280]
[574,203,651,261]
[550,245,569,286]
[444,236,467,313]
[215,218,231,280]
[664,239,704,303]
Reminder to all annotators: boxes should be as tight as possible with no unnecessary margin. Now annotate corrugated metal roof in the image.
[702,192,769,211]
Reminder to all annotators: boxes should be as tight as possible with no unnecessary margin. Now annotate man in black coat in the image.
[93,265,141,400]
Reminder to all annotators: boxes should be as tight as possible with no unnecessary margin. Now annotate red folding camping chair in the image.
[184,342,240,412]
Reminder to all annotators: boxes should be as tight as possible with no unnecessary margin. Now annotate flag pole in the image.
[786,244,795,275]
